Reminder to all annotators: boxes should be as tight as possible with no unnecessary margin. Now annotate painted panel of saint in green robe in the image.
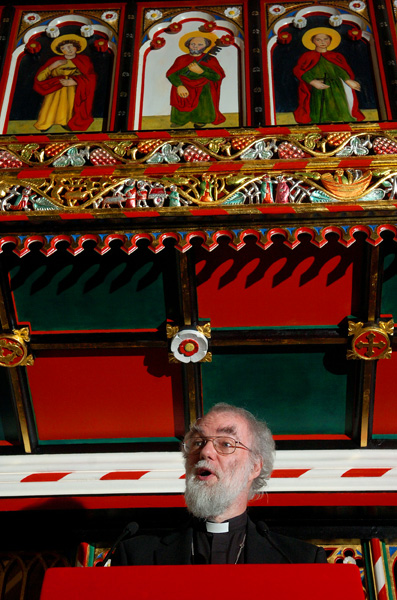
[301,56,353,122]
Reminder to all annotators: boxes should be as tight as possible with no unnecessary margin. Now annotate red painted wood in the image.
[59,214,95,220]
[208,162,243,171]
[40,564,365,600]
[318,124,353,132]
[135,131,172,139]
[122,211,160,218]
[258,127,291,135]
[100,472,150,480]
[76,134,110,141]
[272,161,308,170]
[326,205,364,212]
[189,209,229,216]
[144,165,180,174]
[195,237,360,327]
[27,350,183,441]
[337,158,374,168]
[21,473,71,482]
[0,215,29,221]
[195,130,231,137]
[15,135,51,142]
[80,167,117,176]
[257,206,296,213]
[17,169,53,179]
[271,469,310,478]
[341,469,391,478]
[373,356,397,435]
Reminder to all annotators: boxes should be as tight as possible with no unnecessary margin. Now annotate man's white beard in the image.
[189,49,203,55]
[184,459,252,520]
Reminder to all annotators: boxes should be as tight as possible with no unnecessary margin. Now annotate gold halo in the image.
[178,31,217,53]
[51,34,87,55]
[301,27,341,51]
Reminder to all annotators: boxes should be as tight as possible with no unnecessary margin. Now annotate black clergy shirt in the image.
[192,512,248,564]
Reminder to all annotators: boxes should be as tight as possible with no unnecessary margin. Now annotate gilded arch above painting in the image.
[263,1,383,125]
[129,3,248,130]
[0,6,123,134]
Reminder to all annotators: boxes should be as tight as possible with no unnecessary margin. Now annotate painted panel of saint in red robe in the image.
[129,2,250,130]
[0,5,123,134]
[262,0,383,126]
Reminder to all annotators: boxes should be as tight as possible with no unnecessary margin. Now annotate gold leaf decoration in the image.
[304,133,322,150]
[197,323,211,338]
[108,141,132,157]
[294,172,321,180]
[206,138,225,153]
[201,352,212,362]
[379,319,394,335]
[20,143,40,161]
[346,349,357,360]
[348,321,364,336]
[166,324,180,339]
[15,327,30,343]
[384,348,392,359]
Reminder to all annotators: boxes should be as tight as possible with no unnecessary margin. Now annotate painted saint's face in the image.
[312,34,332,52]
[188,37,207,55]
[60,43,77,58]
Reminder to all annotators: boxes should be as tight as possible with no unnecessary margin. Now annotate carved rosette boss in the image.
[0,328,34,367]
[167,324,211,363]
[347,320,394,360]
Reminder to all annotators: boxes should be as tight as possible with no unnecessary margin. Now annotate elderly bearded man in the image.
[112,403,327,565]
[166,36,226,128]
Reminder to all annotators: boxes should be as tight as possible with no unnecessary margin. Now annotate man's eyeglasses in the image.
[183,436,252,456]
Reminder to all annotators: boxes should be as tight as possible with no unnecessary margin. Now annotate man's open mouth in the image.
[197,467,216,481]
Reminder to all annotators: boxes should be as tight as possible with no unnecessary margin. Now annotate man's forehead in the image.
[191,37,205,44]
[195,411,249,437]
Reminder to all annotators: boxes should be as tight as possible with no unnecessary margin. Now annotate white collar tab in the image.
[206,521,229,533]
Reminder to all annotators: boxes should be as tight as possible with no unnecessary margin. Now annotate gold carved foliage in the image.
[0,166,396,212]
[197,323,211,338]
[166,324,180,339]
[2,129,397,166]
[1,128,397,211]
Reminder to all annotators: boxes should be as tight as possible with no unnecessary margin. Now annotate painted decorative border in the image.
[0,449,396,497]
[2,128,397,168]
[0,127,397,211]
[1,224,397,257]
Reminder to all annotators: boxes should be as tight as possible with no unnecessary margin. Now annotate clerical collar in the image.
[205,512,248,534]
[206,521,229,533]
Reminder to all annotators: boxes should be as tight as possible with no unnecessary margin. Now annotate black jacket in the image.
[112,517,327,565]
